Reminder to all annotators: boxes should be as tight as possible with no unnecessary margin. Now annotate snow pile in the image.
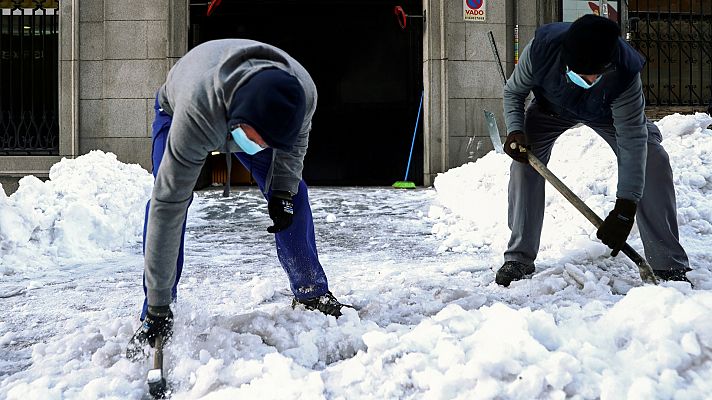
[327,286,712,399]
[0,150,153,271]
[657,113,712,236]
[1,304,375,400]
[429,152,511,253]
[431,113,712,265]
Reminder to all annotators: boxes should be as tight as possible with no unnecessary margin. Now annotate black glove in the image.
[504,130,529,163]
[141,305,173,347]
[597,198,637,256]
[267,190,294,233]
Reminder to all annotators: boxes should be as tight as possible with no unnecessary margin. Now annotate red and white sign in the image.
[464,0,486,22]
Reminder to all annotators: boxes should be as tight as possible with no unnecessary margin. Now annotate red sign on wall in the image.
[464,0,487,22]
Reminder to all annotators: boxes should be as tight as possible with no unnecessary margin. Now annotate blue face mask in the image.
[566,67,601,89]
[230,126,265,155]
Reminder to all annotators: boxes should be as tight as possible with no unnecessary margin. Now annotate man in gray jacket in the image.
[127,39,348,358]
[496,15,690,286]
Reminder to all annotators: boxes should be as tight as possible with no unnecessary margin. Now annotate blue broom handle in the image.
[404,90,424,181]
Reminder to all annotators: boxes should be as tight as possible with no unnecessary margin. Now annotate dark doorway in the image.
[190,0,424,186]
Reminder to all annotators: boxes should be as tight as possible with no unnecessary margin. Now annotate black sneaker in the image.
[495,261,535,287]
[292,291,352,318]
[653,267,693,285]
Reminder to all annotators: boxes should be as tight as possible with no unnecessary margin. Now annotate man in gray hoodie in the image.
[127,39,348,358]
[496,15,690,286]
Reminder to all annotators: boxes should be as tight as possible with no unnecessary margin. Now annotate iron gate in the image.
[0,0,59,155]
[628,0,712,108]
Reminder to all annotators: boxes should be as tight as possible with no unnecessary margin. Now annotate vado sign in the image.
[464,0,486,21]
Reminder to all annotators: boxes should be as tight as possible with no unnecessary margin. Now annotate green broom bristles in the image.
[392,181,416,189]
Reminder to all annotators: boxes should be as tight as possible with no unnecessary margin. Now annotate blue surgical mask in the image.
[230,126,264,155]
[566,67,601,89]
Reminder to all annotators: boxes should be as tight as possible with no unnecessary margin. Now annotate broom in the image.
[393,90,424,189]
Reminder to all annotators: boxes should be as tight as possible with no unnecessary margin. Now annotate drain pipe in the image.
[439,1,447,172]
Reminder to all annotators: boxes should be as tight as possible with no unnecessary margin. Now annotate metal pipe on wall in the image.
[513,0,519,65]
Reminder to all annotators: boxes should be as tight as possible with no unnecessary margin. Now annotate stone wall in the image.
[77,0,173,172]
[422,0,543,186]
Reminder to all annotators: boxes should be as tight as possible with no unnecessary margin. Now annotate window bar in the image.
[20,6,27,149]
[697,1,712,107]
[51,4,58,150]
[670,0,682,106]
[9,5,17,150]
[31,4,37,149]
[687,0,692,107]
[0,6,4,151]
[709,0,711,107]
[658,0,665,105]
[643,0,654,105]
[701,0,706,106]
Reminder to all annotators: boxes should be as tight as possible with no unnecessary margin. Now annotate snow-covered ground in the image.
[1,113,711,399]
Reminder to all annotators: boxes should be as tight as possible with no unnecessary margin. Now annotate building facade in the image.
[1,0,186,193]
[1,0,710,193]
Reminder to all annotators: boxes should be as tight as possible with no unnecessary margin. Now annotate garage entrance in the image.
[190,0,424,187]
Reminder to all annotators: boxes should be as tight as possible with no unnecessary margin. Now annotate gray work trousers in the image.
[505,103,689,271]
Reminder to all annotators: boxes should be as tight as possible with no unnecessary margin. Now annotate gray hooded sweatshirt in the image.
[146,39,317,307]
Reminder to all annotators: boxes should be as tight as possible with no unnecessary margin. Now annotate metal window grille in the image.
[628,0,712,108]
[0,0,59,155]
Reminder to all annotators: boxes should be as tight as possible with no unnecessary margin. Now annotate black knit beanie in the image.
[228,68,306,151]
[562,14,620,74]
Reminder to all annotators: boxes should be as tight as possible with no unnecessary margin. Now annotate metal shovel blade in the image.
[483,110,504,154]
[147,335,168,398]
[147,369,167,398]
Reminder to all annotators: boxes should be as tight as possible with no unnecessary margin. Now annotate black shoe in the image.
[292,291,352,318]
[495,261,535,287]
[653,267,693,285]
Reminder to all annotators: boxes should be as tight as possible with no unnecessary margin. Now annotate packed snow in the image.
[1,113,711,399]
[0,150,153,272]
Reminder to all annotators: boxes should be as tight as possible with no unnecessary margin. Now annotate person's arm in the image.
[503,43,536,134]
[270,122,309,195]
[144,108,210,307]
[610,73,648,202]
[269,91,317,195]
